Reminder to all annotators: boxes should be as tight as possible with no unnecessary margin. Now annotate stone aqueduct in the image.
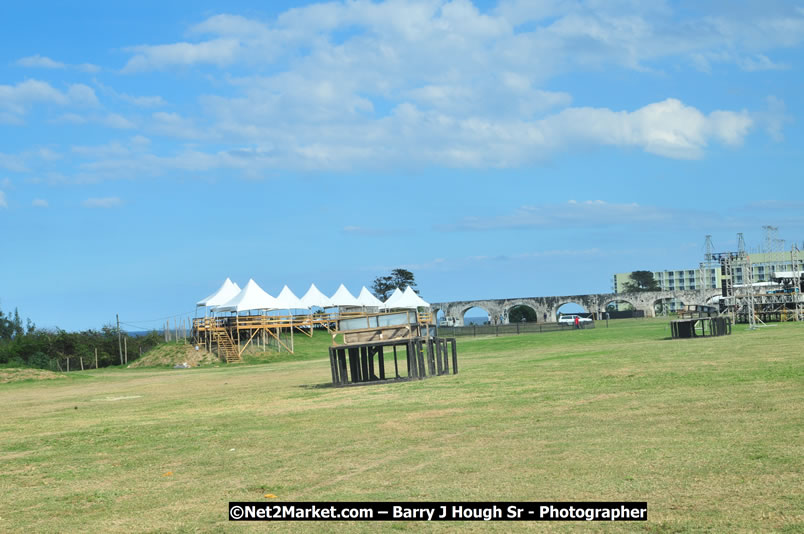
[432,289,722,326]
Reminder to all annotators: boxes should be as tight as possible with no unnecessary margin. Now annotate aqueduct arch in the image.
[434,289,721,325]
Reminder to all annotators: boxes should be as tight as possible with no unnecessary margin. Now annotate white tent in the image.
[380,287,404,309]
[402,286,430,307]
[214,279,279,312]
[300,283,333,308]
[275,285,307,310]
[356,286,384,308]
[382,286,429,309]
[197,278,241,308]
[330,284,360,307]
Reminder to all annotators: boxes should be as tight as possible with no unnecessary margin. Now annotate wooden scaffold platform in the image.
[193,311,337,363]
[326,310,458,386]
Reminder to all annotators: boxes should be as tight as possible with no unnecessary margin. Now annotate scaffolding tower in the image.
[742,255,759,329]
[763,225,779,253]
[712,230,803,325]
[700,235,716,304]
[793,244,803,321]
[717,252,738,323]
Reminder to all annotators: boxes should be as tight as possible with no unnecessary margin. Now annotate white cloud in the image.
[738,54,790,71]
[0,152,29,172]
[0,80,98,119]
[64,93,755,180]
[34,147,62,161]
[78,63,101,73]
[342,225,400,237]
[66,84,100,107]
[754,96,791,142]
[12,1,787,180]
[32,198,48,208]
[122,94,166,107]
[130,135,151,147]
[0,191,6,208]
[110,3,772,169]
[190,13,273,39]
[92,79,167,108]
[0,79,67,113]
[54,113,88,124]
[82,197,122,208]
[102,113,137,129]
[122,38,241,72]
[539,98,752,159]
[441,200,725,231]
[120,3,804,79]
[16,55,101,73]
[150,111,212,139]
[16,54,66,69]
[72,138,140,159]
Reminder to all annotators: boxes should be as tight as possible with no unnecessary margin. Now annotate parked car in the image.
[558,314,593,325]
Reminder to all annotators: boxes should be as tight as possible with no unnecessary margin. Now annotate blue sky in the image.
[2,0,804,330]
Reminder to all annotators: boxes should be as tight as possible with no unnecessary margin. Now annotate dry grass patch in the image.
[127,343,220,368]
[0,368,66,384]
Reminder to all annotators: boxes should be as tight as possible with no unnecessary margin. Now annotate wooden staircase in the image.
[213,330,241,363]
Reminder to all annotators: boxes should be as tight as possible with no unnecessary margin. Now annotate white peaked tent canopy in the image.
[275,285,307,310]
[356,286,384,307]
[402,286,430,307]
[300,283,333,308]
[330,284,360,307]
[381,287,404,309]
[214,279,279,312]
[197,278,241,307]
[383,286,429,309]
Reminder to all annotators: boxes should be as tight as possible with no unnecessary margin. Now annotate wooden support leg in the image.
[393,345,400,378]
[451,338,458,374]
[435,338,443,375]
[416,339,426,378]
[378,347,386,380]
[427,339,436,376]
[348,348,360,383]
[407,341,417,378]
[338,349,348,384]
[368,347,378,380]
[443,338,450,374]
[360,346,370,382]
[329,347,338,384]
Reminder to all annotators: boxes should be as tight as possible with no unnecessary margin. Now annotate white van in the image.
[558,314,593,325]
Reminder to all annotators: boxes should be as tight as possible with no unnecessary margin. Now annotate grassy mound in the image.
[127,342,220,368]
[0,367,66,384]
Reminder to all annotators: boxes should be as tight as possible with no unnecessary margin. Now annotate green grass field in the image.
[1,319,802,533]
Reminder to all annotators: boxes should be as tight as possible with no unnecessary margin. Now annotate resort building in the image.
[612,250,804,312]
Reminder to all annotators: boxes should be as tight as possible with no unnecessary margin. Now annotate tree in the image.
[0,304,26,341]
[370,276,395,301]
[371,268,418,300]
[622,270,660,292]
[390,269,417,293]
[509,305,537,323]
